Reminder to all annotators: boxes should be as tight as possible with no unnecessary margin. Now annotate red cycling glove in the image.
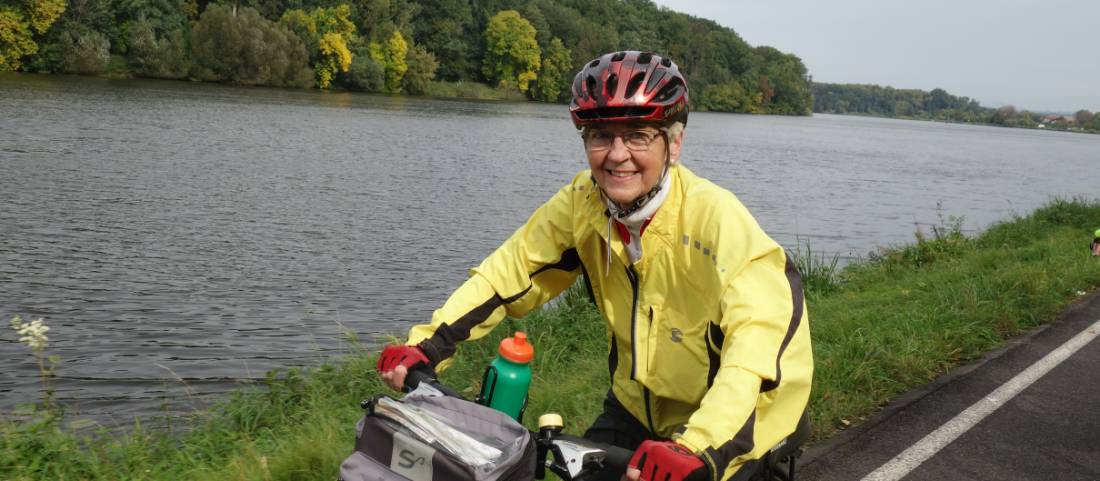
[376,345,430,374]
[630,440,708,481]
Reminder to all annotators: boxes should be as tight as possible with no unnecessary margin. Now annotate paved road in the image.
[800,291,1100,481]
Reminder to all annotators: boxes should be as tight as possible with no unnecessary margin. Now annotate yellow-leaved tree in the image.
[317,32,352,89]
[369,30,407,93]
[482,10,540,93]
[280,4,356,88]
[0,0,65,71]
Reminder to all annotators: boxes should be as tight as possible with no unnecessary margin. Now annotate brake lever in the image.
[547,437,609,480]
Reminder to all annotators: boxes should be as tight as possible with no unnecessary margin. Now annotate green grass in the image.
[422,80,528,102]
[5,197,1100,480]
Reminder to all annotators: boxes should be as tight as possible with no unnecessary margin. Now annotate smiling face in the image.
[585,123,683,208]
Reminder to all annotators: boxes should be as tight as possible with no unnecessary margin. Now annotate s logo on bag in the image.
[391,430,435,480]
[398,449,426,469]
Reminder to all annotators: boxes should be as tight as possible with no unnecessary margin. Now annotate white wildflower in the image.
[10,315,49,351]
[1077,290,1088,297]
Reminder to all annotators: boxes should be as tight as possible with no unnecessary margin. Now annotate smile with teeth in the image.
[608,170,637,178]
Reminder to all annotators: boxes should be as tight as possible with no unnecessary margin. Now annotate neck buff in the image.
[601,172,671,273]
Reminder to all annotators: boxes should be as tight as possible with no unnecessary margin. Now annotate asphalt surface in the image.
[799,291,1100,481]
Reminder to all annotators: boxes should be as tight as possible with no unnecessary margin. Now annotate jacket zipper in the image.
[644,306,657,433]
[626,265,640,380]
[626,266,657,434]
[643,386,657,434]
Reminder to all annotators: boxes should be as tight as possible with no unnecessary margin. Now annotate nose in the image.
[606,136,631,163]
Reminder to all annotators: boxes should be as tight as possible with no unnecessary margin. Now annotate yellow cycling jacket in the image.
[407,164,812,481]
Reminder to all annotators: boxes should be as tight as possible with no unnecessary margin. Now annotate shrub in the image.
[401,44,437,95]
[57,27,111,75]
[345,50,384,92]
[128,20,190,79]
[189,4,312,88]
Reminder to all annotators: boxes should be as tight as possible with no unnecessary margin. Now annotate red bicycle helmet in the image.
[570,51,689,129]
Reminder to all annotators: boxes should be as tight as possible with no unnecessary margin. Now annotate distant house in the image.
[1041,115,1078,128]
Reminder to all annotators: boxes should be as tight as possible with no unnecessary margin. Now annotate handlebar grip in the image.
[402,366,465,399]
[602,444,634,471]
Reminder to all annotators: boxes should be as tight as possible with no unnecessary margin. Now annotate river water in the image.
[2,73,1098,422]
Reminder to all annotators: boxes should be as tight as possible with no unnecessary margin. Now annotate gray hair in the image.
[661,121,685,140]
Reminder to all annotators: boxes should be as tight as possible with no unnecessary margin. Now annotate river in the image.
[2,73,1098,422]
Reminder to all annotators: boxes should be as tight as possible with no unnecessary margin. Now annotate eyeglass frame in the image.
[582,126,668,152]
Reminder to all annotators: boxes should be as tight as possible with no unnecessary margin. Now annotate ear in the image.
[668,131,684,164]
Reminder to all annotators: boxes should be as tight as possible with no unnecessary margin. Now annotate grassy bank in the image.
[5,198,1100,480]
[422,80,529,102]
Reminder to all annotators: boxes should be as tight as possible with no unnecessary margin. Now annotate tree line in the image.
[813,83,1100,133]
[1,0,813,114]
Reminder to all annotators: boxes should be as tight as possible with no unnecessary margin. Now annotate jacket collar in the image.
[585,165,685,268]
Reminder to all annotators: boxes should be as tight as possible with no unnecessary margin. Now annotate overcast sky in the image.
[652,0,1099,113]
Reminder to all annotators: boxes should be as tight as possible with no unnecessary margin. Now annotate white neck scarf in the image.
[602,174,671,271]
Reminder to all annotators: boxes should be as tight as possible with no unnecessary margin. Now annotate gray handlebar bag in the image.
[339,386,535,481]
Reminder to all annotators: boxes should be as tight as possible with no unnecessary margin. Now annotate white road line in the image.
[861,318,1100,481]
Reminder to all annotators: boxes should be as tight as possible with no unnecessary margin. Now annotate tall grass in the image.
[790,240,842,298]
[4,197,1100,480]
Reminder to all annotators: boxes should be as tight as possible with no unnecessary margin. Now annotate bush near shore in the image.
[4,198,1100,480]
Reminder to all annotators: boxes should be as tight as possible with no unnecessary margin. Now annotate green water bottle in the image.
[479,331,534,421]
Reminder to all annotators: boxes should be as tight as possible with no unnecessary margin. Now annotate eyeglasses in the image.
[584,129,663,152]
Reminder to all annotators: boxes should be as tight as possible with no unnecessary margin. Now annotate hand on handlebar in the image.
[626,440,708,481]
[377,344,430,391]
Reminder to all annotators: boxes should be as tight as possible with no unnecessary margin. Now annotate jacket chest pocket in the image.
[646,305,709,403]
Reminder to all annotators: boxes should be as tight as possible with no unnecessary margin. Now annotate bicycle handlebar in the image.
[396,364,806,481]
[400,365,635,480]
[402,365,465,399]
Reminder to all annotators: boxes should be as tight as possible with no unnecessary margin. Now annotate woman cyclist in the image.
[377,51,813,481]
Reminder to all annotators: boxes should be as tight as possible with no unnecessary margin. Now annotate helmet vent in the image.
[588,59,600,68]
[660,57,672,67]
[586,75,598,100]
[605,74,619,97]
[645,69,667,94]
[637,52,653,64]
[653,77,684,103]
[611,51,626,62]
[625,73,646,99]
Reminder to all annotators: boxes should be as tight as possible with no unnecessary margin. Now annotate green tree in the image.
[401,43,437,95]
[346,44,385,91]
[530,36,570,102]
[1086,114,1100,133]
[699,81,751,112]
[279,9,318,53]
[57,24,110,74]
[112,0,187,53]
[128,18,189,78]
[29,0,122,72]
[358,0,418,42]
[1074,110,1094,127]
[190,4,313,87]
[410,0,475,81]
[483,10,540,93]
[0,0,66,71]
